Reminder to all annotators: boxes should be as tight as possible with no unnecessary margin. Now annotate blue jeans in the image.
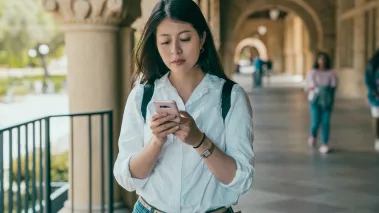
[132,199,234,213]
[253,70,263,88]
[310,103,332,144]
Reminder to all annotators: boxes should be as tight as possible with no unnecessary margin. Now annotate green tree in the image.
[0,0,63,67]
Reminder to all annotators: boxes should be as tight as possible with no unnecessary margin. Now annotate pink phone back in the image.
[153,100,179,115]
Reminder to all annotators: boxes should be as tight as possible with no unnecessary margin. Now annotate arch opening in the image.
[227,0,322,78]
[234,38,268,64]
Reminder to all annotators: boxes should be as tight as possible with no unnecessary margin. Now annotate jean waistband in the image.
[138,197,230,213]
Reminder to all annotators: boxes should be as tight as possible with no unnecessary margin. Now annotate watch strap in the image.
[201,142,216,158]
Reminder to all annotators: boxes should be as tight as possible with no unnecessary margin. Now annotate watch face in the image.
[203,150,211,157]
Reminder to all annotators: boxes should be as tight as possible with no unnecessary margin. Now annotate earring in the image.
[200,48,204,53]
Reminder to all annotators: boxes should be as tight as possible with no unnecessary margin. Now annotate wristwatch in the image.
[201,142,216,158]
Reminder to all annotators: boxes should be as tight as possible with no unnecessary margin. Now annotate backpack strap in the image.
[221,79,236,122]
[141,83,155,123]
[141,80,235,123]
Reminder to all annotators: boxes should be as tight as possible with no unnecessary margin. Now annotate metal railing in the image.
[0,110,114,213]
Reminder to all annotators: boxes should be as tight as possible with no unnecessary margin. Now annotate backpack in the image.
[310,86,335,109]
[141,79,236,123]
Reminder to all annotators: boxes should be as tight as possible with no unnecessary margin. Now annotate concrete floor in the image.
[232,74,379,213]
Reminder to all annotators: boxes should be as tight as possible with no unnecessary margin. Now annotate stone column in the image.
[367,10,374,58]
[284,14,295,75]
[43,0,141,212]
[302,24,311,77]
[200,0,210,22]
[353,0,367,97]
[294,16,304,76]
[209,0,220,50]
[354,0,366,72]
[267,20,284,73]
[336,0,343,69]
[120,27,136,107]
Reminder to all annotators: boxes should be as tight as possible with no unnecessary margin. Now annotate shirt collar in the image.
[155,71,218,90]
[155,72,220,106]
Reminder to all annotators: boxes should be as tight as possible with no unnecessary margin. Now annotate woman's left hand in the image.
[174,111,204,147]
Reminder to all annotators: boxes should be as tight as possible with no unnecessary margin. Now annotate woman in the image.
[252,56,264,88]
[113,0,255,213]
[364,49,379,151]
[305,52,337,154]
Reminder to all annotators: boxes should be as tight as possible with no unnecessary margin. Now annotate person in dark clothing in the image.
[364,49,379,151]
[252,56,264,88]
[264,60,273,84]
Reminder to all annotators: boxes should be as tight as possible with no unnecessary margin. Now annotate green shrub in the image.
[0,81,7,96]
[5,151,68,213]
[0,75,67,96]
[12,85,30,95]
[12,151,69,183]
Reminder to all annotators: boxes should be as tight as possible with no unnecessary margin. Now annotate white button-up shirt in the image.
[114,73,255,213]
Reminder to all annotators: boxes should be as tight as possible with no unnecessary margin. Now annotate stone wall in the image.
[234,19,285,73]
[220,0,336,76]
[336,0,379,99]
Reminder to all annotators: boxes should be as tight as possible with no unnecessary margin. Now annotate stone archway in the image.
[232,0,323,52]
[221,0,328,75]
[234,38,268,63]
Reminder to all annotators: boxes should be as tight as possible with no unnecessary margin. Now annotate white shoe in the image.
[375,140,379,152]
[319,145,330,154]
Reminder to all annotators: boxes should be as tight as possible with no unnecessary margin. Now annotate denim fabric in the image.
[132,200,150,213]
[310,103,332,144]
[132,199,234,213]
[253,70,263,88]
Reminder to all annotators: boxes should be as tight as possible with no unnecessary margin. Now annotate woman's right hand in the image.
[150,113,180,145]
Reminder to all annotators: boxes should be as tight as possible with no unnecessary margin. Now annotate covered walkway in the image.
[233,74,379,213]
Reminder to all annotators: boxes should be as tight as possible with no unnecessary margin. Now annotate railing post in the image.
[9,132,13,213]
[100,115,105,213]
[0,132,3,213]
[17,128,22,213]
[88,115,92,213]
[24,125,30,211]
[108,111,114,213]
[0,110,115,213]
[44,118,52,213]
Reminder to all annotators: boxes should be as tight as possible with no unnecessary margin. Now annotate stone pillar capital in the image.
[43,0,141,27]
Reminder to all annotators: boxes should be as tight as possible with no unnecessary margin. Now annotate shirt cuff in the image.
[124,154,149,190]
[219,159,254,195]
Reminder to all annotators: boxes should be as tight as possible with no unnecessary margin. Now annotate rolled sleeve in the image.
[113,84,149,192]
[330,72,338,88]
[304,70,316,91]
[220,85,255,195]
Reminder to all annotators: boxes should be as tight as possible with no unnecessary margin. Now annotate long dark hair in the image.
[313,52,332,70]
[367,49,379,76]
[133,0,227,85]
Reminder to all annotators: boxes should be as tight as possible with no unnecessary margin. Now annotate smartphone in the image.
[153,100,181,122]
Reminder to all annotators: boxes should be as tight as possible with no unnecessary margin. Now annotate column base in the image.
[59,201,131,213]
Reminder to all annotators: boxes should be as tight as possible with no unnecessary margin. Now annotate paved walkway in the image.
[232,74,379,213]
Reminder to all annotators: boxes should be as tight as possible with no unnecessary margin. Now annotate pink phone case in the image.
[153,100,181,122]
